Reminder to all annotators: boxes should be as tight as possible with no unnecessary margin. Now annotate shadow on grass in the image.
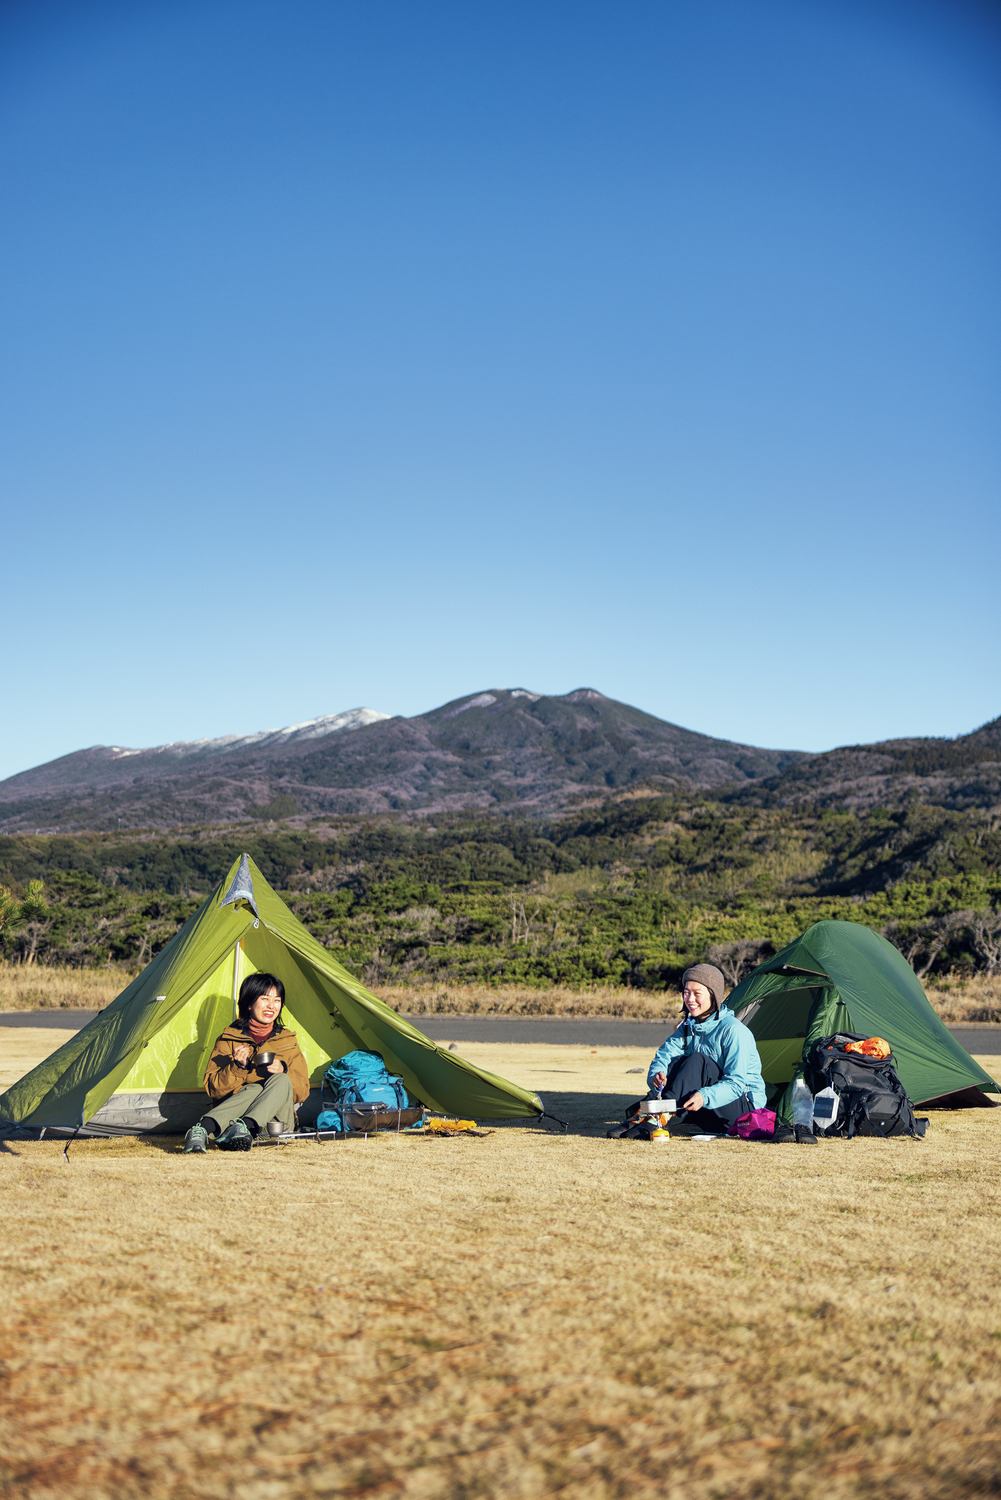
[494,1089,641,1138]
[60,1134,189,1160]
[9,1092,647,1156]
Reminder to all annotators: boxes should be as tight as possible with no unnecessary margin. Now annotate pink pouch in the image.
[727,1108,777,1141]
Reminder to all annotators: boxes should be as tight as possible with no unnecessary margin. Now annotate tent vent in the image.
[220,854,260,918]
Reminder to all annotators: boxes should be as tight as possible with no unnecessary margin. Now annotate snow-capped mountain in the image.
[0,687,808,832]
[108,707,390,761]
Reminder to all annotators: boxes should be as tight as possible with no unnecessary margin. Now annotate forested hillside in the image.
[2,791,1000,988]
[734,714,1001,811]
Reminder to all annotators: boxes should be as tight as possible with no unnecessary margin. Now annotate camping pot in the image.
[266,1120,284,1137]
[253,1051,276,1074]
[636,1098,677,1115]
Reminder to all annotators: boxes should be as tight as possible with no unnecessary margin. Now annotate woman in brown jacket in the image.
[183,972,310,1153]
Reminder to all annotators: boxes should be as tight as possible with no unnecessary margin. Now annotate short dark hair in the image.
[237,972,285,1022]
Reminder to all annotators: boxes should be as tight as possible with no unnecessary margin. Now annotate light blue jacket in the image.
[647,1007,766,1112]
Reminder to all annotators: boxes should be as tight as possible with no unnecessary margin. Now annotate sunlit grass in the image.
[376,981,680,1018]
[1,957,997,1024]
[0,960,132,1013]
[923,972,1001,1024]
[1,1031,998,1499]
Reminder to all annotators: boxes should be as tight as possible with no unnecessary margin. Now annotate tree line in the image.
[1,795,999,985]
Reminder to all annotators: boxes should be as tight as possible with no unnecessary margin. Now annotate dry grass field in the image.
[1,1028,999,1500]
[0,963,131,1014]
[0,965,680,1019]
[921,973,1001,1025]
[376,983,680,1019]
[3,962,1000,1023]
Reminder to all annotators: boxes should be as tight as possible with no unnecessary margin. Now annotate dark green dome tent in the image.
[0,855,542,1137]
[727,920,999,1119]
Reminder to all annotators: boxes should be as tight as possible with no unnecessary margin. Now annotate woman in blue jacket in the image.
[648,963,765,1132]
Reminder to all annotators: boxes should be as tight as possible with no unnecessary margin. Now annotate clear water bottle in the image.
[791,1075,814,1128]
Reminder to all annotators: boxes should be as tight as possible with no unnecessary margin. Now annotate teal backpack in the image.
[317,1050,411,1131]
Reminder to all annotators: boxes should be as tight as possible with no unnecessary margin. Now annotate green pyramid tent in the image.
[726,919,999,1118]
[0,855,542,1136]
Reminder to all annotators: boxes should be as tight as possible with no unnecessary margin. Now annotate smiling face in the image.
[250,986,282,1026]
[682,980,714,1019]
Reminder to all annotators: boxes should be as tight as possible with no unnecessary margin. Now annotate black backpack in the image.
[807,1034,925,1139]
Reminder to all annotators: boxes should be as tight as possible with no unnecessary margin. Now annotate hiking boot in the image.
[795,1124,818,1144]
[183,1123,208,1154]
[216,1118,253,1152]
[771,1122,796,1143]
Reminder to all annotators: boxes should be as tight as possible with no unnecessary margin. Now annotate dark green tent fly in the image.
[726,920,999,1122]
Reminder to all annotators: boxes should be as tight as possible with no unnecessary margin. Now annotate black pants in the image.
[657,1053,751,1132]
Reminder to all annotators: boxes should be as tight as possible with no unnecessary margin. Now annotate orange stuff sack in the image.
[844,1036,891,1059]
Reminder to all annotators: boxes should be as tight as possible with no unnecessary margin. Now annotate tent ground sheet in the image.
[1,1031,999,1500]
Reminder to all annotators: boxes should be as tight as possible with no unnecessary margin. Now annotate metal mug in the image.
[253,1050,276,1075]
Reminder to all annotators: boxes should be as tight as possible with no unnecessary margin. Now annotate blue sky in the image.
[1,0,999,780]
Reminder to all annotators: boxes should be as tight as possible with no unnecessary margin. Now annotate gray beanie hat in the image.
[682,963,726,1009]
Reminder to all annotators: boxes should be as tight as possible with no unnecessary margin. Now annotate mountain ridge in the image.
[730,715,1001,813]
[2,690,997,834]
[0,687,802,832]
[1,707,390,793]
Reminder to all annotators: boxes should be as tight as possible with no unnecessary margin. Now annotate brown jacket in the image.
[203,1022,311,1105]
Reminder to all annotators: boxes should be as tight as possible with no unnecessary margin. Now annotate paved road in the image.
[410,1016,676,1047]
[1,1009,999,1055]
[409,1016,1001,1055]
